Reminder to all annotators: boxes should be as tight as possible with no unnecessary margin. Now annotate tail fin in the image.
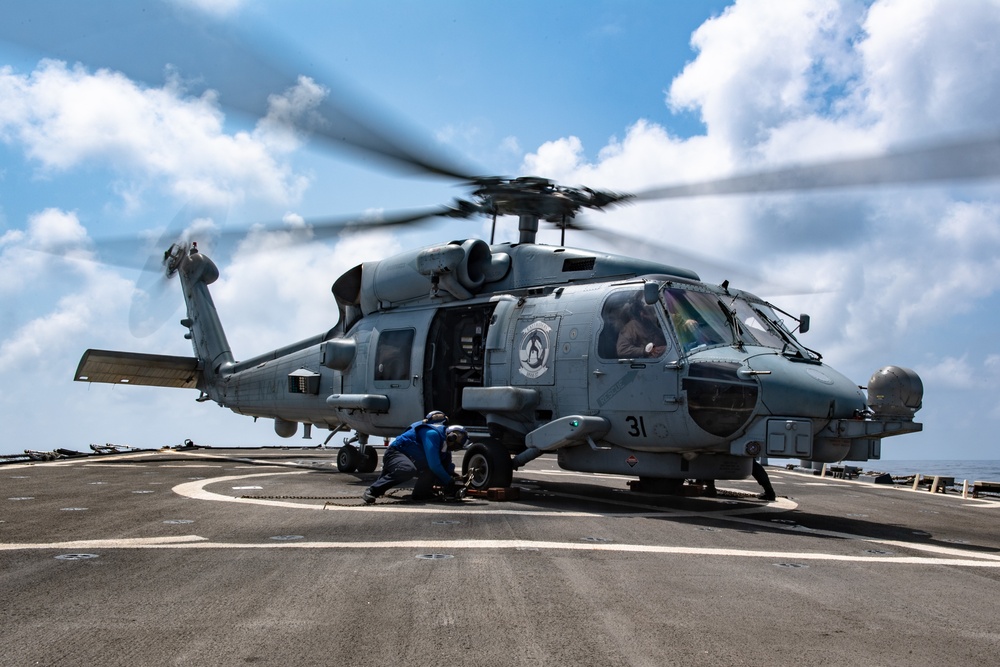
[175,245,234,385]
[74,245,233,396]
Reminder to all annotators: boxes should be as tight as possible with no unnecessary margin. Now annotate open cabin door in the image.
[423,303,497,427]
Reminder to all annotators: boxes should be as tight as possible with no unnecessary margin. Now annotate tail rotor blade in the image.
[127,203,227,338]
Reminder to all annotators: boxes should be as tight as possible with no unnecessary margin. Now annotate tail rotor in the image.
[128,204,227,338]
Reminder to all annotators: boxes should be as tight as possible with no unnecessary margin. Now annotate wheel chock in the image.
[466,487,521,501]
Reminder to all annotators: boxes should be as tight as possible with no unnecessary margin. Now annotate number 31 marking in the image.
[625,415,647,438]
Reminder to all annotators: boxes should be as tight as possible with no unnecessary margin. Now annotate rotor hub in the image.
[467,177,630,222]
[451,177,632,244]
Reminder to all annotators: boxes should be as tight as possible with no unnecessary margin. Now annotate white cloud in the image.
[859,0,1000,138]
[0,209,98,295]
[669,0,863,149]
[522,136,586,178]
[0,294,98,372]
[0,214,134,373]
[21,207,88,250]
[253,76,329,155]
[917,355,997,390]
[0,60,309,208]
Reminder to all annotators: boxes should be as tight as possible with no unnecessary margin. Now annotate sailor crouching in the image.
[362,411,469,504]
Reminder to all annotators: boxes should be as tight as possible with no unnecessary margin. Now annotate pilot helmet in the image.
[424,410,448,424]
[444,425,469,450]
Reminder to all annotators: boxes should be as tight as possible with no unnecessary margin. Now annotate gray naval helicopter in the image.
[45,3,985,493]
[74,171,926,491]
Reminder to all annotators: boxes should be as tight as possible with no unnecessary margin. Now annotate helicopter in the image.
[72,166,929,491]
[20,3,994,492]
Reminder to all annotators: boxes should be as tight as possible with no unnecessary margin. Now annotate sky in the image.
[1,0,999,460]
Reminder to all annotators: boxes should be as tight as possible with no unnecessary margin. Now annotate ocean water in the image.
[845,459,1000,483]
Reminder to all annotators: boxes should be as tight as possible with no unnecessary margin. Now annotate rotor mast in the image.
[518,214,540,244]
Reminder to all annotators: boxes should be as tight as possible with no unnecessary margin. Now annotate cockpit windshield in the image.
[730,299,788,349]
[662,288,732,351]
[662,286,807,355]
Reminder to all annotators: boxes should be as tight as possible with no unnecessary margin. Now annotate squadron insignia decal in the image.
[518,320,552,379]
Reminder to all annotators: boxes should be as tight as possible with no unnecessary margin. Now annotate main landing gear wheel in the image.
[337,445,360,473]
[462,441,513,490]
[356,447,379,473]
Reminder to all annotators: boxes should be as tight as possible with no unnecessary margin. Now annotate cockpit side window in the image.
[598,289,669,359]
[597,290,634,359]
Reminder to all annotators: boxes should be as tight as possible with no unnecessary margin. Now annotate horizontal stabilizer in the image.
[74,349,201,389]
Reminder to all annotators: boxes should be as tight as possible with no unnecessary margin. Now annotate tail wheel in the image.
[337,445,359,473]
[462,440,513,490]
[356,447,379,473]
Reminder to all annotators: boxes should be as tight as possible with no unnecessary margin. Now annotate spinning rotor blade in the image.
[207,204,464,251]
[570,220,816,296]
[44,200,458,278]
[0,3,478,180]
[67,204,458,279]
[128,262,176,339]
[128,203,228,338]
[633,134,1000,202]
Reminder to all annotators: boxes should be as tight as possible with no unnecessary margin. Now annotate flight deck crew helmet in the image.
[424,410,448,424]
[444,425,469,450]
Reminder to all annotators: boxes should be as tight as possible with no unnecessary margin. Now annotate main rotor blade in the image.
[20,203,229,272]
[572,221,818,296]
[632,133,1000,201]
[218,205,461,249]
[0,3,479,180]
[39,205,460,273]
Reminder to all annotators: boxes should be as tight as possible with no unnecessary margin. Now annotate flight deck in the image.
[3,448,999,666]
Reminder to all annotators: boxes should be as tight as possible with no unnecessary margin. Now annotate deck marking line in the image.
[2,537,999,567]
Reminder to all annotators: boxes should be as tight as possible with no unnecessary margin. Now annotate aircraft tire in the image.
[462,440,513,490]
[337,445,359,473]
[357,448,379,473]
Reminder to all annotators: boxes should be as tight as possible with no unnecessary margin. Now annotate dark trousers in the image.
[368,448,438,499]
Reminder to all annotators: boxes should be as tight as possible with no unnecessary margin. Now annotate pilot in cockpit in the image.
[616,295,667,358]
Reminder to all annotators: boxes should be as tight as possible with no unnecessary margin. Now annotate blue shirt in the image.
[390,422,455,484]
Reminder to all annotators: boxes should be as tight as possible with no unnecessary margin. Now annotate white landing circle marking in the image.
[170,471,797,519]
[163,471,1000,567]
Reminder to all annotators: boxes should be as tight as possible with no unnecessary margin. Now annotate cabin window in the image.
[374,329,414,381]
